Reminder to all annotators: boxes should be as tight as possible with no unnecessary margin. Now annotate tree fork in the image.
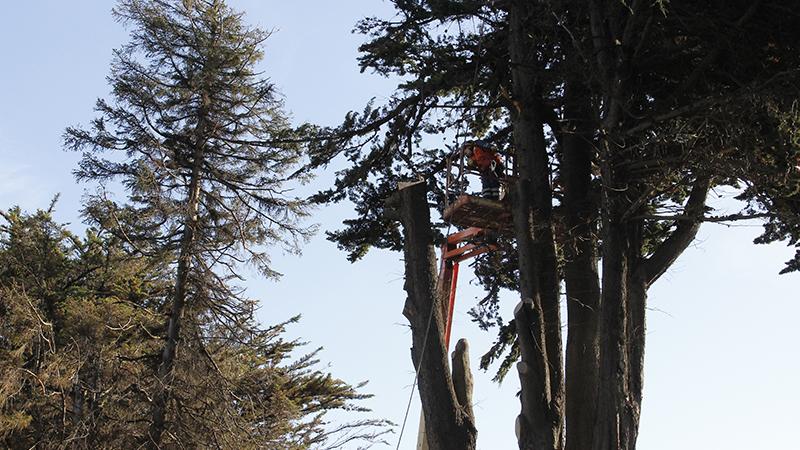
[616,177,712,448]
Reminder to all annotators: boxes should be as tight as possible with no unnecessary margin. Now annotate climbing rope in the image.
[396,18,486,450]
[395,217,454,449]
[394,272,440,450]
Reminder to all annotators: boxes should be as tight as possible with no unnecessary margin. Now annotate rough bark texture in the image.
[396,181,477,450]
[588,1,649,448]
[593,176,634,450]
[512,296,556,450]
[562,77,602,450]
[622,178,711,448]
[508,2,564,449]
[452,338,474,420]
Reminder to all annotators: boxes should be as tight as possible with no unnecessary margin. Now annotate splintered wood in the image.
[443,195,512,231]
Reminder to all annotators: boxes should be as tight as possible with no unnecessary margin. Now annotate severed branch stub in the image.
[451,338,474,419]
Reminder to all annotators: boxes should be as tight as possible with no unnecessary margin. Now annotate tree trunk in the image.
[508,2,564,448]
[148,141,204,448]
[562,78,602,450]
[395,181,476,450]
[586,1,654,446]
[611,176,711,449]
[592,182,634,450]
[623,272,647,447]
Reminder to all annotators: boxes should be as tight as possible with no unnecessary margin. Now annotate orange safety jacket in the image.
[469,145,503,172]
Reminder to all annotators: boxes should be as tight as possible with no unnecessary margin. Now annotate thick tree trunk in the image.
[507,2,564,449]
[593,182,635,450]
[562,79,602,450]
[148,143,204,448]
[591,175,709,450]
[612,177,711,448]
[507,1,567,447]
[395,181,477,450]
[591,176,710,450]
[587,1,653,447]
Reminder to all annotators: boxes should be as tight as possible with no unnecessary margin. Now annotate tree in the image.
[0,206,388,449]
[391,181,477,450]
[307,1,800,449]
[0,204,167,448]
[63,0,387,447]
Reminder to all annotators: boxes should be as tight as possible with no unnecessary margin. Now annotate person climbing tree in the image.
[460,140,505,200]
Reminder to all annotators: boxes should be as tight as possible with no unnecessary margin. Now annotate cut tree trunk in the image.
[395,181,477,450]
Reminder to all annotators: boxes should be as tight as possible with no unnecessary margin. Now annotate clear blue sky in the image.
[1,2,797,449]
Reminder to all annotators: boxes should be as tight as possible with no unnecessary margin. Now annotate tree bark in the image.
[587,1,654,448]
[592,178,634,450]
[614,177,711,448]
[508,1,564,448]
[396,181,477,450]
[562,78,602,450]
[623,271,647,447]
[452,338,474,421]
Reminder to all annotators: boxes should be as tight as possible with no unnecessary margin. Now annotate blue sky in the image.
[1,2,798,449]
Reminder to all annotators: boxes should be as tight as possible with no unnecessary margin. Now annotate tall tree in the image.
[64,0,386,447]
[307,1,800,449]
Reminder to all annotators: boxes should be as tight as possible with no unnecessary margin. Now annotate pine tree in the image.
[64,1,386,447]
[0,206,389,448]
[0,204,168,447]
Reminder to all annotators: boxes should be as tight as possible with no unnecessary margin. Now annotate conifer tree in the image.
[64,1,386,447]
[308,1,800,449]
[0,205,169,448]
[0,206,388,449]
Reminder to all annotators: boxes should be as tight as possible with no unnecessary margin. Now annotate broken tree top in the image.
[443,194,513,231]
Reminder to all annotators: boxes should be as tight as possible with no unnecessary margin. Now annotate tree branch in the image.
[635,212,770,223]
[637,177,711,284]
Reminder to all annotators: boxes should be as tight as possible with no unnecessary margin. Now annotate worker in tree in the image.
[460,140,505,200]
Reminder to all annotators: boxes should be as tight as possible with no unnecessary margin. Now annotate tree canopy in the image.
[316,0,800,270]
[57,0,388,447]
[0,205,387,449]
[307,1,800,449]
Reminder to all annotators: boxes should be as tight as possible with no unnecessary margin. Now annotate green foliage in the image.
[65,0,314,277]
[0,205,167,448]
[55,0,389,446]
[0,207,391,448]
[308,0,800,379]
